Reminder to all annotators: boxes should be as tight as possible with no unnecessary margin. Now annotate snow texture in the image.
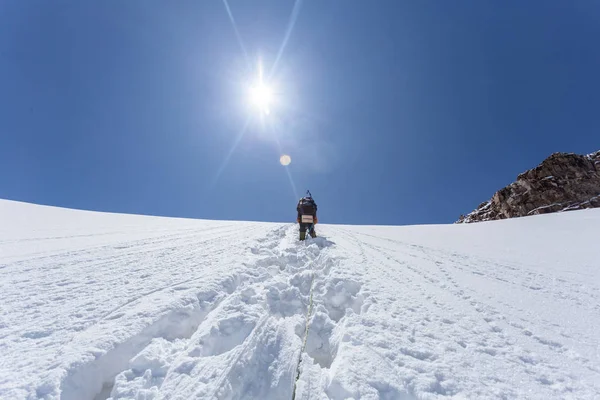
[1,199,599,399]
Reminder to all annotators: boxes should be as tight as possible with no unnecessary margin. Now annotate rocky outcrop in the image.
[457,150,600,223]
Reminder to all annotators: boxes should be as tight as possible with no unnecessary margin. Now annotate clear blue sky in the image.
[1,1,599,225]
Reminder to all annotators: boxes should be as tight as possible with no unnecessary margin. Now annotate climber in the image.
[297,190,318,241]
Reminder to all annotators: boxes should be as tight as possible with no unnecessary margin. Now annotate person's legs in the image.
[299,223,307,240]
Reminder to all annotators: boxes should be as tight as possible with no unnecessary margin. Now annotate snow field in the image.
[1,199,599,399]
[319,218,600,399]
[0,200,284,399]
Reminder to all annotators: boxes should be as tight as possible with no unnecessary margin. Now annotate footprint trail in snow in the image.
[101,225,363,400]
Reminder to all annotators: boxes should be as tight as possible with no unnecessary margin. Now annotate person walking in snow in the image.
[297,190,318,241]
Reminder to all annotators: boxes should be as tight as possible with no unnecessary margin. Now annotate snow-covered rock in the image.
[1,199,599,399]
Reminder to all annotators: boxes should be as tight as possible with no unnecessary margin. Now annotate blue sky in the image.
[1,1,599,225]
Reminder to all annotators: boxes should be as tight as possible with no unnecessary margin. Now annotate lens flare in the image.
[280,154,291,166]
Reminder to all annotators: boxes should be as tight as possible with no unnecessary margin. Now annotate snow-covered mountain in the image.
[457,150,600,223]
[1,199,599,400]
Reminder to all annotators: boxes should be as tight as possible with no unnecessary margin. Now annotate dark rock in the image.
[456,150,600,223]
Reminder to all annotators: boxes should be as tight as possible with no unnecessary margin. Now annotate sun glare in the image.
[250,83,272,114]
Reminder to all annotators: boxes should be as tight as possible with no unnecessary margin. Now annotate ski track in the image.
[324,226,600,399]
[1,200,599,399]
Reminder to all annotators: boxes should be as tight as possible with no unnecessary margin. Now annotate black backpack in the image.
[299,197,316,215]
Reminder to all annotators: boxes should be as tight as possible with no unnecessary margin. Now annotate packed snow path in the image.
[1,200,599,399]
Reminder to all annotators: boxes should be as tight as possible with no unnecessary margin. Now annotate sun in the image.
[249,83,272,115]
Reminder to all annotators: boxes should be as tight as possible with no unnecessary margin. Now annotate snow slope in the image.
[1,199,599,400]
